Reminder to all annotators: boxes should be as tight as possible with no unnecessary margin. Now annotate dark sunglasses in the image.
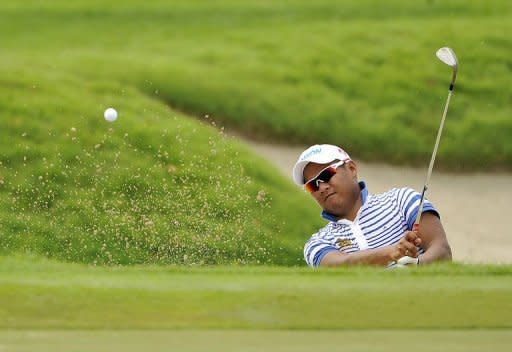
[304,161,346,193]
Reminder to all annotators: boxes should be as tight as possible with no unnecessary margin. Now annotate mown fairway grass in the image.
[3,330,512,352]
[1,256,511,330]
[1,256,512,350]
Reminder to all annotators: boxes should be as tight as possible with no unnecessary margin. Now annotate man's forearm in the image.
[419,240,452,264]
[415,212,451,265]
[320,246,395,267]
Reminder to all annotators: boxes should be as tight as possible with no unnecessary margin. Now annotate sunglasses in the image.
[304,160,346,193]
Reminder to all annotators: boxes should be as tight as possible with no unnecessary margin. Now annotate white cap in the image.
[292,144,351,185]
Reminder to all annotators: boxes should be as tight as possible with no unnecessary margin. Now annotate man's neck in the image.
[321,181,368,222]
[338,195,362,222]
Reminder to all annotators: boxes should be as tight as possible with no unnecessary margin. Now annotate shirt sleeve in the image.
[304,235,338,268]
[396,187,440,230]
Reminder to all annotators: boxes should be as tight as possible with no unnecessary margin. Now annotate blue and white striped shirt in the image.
[304,181,438,267]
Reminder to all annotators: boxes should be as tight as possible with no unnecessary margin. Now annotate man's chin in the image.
[324,207,342,219]
[324,198,341,213]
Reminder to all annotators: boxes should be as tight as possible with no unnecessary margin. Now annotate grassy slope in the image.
[0,0,335,266]
[1,0,510,170]
[1,256,511,329]
[0,65,321,265]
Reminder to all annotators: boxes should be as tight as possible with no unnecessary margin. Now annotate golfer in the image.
[293,144,452,267]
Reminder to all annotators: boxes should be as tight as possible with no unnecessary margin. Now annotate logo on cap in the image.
[300,147,322,161]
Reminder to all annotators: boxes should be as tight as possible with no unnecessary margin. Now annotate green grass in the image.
[0,51,322,266]
[2,0,511,170]
[2,257,511,350]
[2,257,512,351]
[1,256,511,330]
[2,330,512,352]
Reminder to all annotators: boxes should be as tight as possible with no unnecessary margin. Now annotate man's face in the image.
[303,160,361,220]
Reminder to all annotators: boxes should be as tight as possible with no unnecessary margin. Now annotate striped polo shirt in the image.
[304,181,438,267]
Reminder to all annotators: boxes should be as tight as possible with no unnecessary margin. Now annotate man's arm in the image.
[415,211,452,264]
[318,211,450,267]
[319,231,421,267]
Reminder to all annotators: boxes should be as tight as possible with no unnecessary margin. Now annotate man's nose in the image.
[317,180,330,192]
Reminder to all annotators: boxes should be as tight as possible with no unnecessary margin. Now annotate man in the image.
[292,144,452,268]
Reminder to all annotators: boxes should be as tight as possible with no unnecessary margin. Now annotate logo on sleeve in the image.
[336,238,352,249]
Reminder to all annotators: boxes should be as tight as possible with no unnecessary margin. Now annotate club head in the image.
[436,47,458,68]
[436,47,458,86]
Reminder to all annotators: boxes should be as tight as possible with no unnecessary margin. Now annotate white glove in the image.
[396,256,419,266]
[386,256,419,269]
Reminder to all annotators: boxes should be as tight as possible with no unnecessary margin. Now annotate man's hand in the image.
[390,231,421,261]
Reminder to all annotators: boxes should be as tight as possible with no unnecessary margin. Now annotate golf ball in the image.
[104,108,118,122]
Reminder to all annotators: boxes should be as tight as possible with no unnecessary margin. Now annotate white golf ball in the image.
[104,108,118,122]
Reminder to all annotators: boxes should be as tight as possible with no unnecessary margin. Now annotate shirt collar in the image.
[321,181,368,222]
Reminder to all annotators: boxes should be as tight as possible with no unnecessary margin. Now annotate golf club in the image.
[413,47,458,231]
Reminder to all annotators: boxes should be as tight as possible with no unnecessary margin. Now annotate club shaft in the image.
[414,88,453,227]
